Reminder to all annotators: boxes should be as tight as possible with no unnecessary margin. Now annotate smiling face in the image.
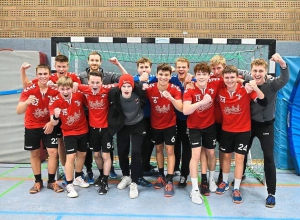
[176,61,189,81]
[58,86,72,100]
[121,83,133,99]
[195,71,210,88]
[88,75,102,93]
[223,72,238,91]
[55,61,69,78]
[36,67,50,85]
[88,54,102,71]
[251,65,267,85]
[156,70,171,87]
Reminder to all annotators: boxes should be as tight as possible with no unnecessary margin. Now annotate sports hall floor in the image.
[0,161,299,220]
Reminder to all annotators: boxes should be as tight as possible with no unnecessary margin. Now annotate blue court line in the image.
[0,211,298,220]
[0,89,22,96]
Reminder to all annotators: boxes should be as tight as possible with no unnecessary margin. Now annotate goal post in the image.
[51,37,276,184]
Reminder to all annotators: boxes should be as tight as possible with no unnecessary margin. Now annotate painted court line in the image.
[0,211,298,220]
[0,164,21,177]
[0,164,48,198]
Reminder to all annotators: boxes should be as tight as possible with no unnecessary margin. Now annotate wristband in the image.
[52,114,59,121]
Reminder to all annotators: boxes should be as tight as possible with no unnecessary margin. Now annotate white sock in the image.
[223,173,229,183]
[234,179,241,190]
[209,170,215,182]
[191,178,199,191]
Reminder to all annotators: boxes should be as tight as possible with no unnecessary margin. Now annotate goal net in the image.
[51,37,276,184]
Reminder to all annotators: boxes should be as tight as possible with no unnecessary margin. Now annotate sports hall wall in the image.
[0,0,300,164]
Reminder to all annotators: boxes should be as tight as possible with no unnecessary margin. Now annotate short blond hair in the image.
[175,57,190,68]
[210,55,226,67]
[251,58,268,70]
[57,76,73,88]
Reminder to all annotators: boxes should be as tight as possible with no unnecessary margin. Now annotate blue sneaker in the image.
[216,181,229,194]
[109,166,117,179]
[232,189,243,204]
[266,194,275,208]
[137,177,152,187]
[86,171,95,185]
[164,181,175,197]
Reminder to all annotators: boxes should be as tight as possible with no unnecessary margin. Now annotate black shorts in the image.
[188,124,217,149]
[89,127,113,153]
[54,120,62,138]
[63,133,88,154]
[152,125,177,145]
[24,127,58,151]
[219,130,250,155]
[215,123,222,143]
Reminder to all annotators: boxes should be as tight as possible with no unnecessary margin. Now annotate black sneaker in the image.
[200,182,210,196]
[231,174,246,186]
[98,182,108,195]
[266,194,275,208]
[94,176,103,187]
[143,169,160,177]
[137,177,152,187]
[178,176,187,188]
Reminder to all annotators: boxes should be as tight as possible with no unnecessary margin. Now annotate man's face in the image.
[88,54,102,71]
[55,62,69,78]
[156,70,171,87]
[223,72,238,90]
[36,68,50,85]
[58,86,72,100]
[195,71,210,88]
[120,83,133,99]
[88,75,102,93]
[137,62,151,75]
[251,65,267,85]
[211,64,224,78]
[176,61,189,80]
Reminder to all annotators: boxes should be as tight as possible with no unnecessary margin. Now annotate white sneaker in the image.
[117,176,132,190]
[209,179,218,192]
[190,190,203,205]
[129,182,139,199]
[66,184,78,198]
[73,176,90,188]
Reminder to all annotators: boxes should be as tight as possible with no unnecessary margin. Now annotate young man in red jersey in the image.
[215,65,267,204]
[183,62,223,204]
[74,70,116,195]
[21,55,82,185]
[49,76,89,198]
[144,63,183,197]
[16,64,64,194]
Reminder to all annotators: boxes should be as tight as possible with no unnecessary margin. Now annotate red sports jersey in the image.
[78,84,116,128]
[49,91,88,136]
[146,83,182,129]
[210,75,223,123]
[32,72,81,84]
[19,83,59,129]
[183,78,222,129]
[217,83,257,132]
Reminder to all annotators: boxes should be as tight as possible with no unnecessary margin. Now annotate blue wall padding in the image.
[287,70,300,175]
[274,56,300,170]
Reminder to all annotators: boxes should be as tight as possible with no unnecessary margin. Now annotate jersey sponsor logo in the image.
[24,83,36,92]
[197,100,213,112]
[61,108,68,116]
[195,94,201,102]
[66,110,82,126]
[89,100,105,109]
[31,98,39,106]
[236,93,242,100]
[209,88,215,94]
[155,104,170,113]
[223,105,242,115]
[33,108,49,118]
